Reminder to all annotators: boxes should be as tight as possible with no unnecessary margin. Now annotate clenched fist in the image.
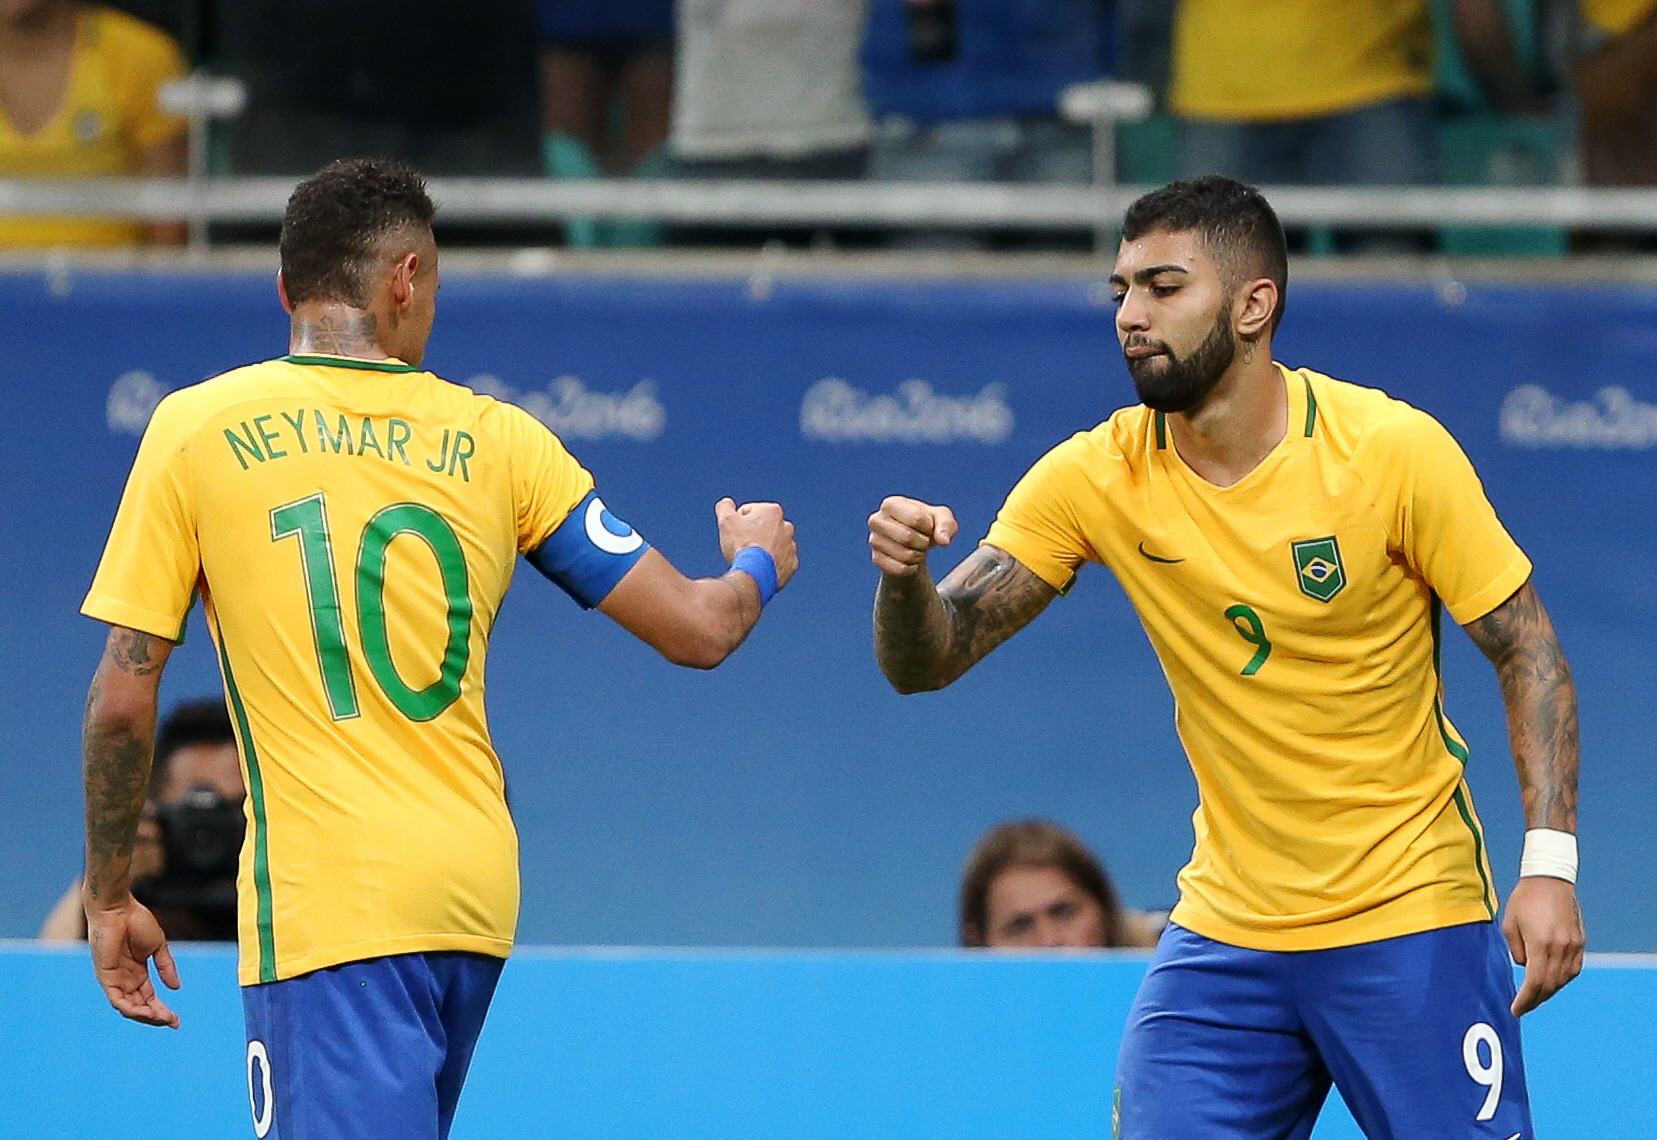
[716,497,799,590]
[868,496,959,577]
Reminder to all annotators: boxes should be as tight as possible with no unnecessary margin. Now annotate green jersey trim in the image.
[1303,375,1319,437]
[213,628,278,982]
[1431,595,1497,918]
[281,354,418,373]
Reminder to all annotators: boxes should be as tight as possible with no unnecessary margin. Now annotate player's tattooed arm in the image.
[83,627,173,903]
[875,545,1057,693]
[1468,581,1585,1015]
[1464,581,1579,831]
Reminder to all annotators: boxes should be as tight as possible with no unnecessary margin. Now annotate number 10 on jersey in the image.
[270,492,473,722]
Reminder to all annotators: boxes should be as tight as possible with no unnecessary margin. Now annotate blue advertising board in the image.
[2,267,1653,956]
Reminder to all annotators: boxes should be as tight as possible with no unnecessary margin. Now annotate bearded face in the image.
[1123,299,1237,414]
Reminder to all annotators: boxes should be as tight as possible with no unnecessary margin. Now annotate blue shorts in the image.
[1115,922,1531,1139]
[242,951,505,1140]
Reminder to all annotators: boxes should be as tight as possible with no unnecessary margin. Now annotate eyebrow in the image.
[1108,264,1191,286]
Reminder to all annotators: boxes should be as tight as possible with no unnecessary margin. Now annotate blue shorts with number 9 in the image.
[1114,921,1530,1139]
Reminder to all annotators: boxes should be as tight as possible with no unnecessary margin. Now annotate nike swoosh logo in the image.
[1137,541,1184,564]
[1505,1134,1522,1140]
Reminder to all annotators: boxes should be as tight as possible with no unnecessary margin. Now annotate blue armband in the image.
[730,546,778,607]
[527,491,650,609]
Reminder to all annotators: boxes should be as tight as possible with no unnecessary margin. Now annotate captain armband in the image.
[527,491,650,609]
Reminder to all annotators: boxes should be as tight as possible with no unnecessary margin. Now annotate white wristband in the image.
[1519,828,1578,883]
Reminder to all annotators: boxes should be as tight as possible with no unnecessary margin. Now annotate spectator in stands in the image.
[0,0,186,247]
[668,0,871,247]
[1169,0,1541,190]
[539,0,674,177]
[960,820,1163,948]
[538,0,675,247]
[41,697,243,943]
[860,0,1118,250]
[1573,0,1657,186]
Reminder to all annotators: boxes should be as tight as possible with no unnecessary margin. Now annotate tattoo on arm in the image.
[83,718,153,900]
[1464,583,1579,831]
[292,312,381,358]
[108,628,164,676]
[82,629,167,902]
[874,545,1057,692]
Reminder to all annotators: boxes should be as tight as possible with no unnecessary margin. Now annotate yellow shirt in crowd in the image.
[1582,0,1656,35]
[986,366,1530,952]
[1172,0,1435,121]
[85,356,597,984]
[0,5,186,248]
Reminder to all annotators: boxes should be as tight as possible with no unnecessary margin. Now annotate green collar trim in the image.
[282,354,417,373]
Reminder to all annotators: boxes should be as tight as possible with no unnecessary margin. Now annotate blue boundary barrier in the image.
[5,944,1653,1138]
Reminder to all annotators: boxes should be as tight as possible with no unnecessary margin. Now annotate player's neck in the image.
[288,302,394,362]
[1167,349,1285,488]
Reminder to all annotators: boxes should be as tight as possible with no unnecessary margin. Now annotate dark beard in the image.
[1125,310,1237,414]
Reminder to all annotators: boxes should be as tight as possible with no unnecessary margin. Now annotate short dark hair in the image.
[150,698,236,799]
[959,819,1125,947]
[1122,175,1289,330]
[279,157,436,308]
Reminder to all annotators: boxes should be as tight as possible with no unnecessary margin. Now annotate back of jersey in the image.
[84,355,594,984]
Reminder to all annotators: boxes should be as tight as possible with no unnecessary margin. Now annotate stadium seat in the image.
[1438,114,1568,256]
[542,134,666,250]
[1115,116,1179,187]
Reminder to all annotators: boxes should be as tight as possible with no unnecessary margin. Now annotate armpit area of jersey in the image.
[526,490,650,608]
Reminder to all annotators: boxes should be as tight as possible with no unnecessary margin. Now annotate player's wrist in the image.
[1519,827,1577,883]
[729,545,778,607]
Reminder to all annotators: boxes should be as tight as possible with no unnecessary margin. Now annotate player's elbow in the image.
[886,677,945,695]
[658,628,737,670]
[878,661,949,695]
[656,591,746,670]
[85,674,157,735]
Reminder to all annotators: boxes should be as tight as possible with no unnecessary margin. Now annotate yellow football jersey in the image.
[1172,0,1434,121]
[986,365,1531,952]
[84,355,595,984]
[0,6,187,248]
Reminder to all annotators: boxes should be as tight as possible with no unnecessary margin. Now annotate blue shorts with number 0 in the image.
[1114,921,1530,1139]
[242,951,504,1140]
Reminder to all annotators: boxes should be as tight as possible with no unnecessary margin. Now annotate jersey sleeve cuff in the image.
[1442,552,1534,626]
[80,594,187,642]
[981,527,1077,595]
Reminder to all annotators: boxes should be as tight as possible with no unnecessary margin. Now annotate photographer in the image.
[41,698,243,942]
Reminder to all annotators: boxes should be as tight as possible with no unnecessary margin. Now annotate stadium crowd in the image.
[1,0,1655,251]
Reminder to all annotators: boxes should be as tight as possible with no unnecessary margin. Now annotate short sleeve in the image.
[492,401,596,553]
[112,16,189,150]
[982,436,1099,593]
[81,392,201,640]
[1366,406,1532,625]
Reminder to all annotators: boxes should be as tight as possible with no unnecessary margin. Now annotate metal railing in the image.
[4,177,1657,234]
